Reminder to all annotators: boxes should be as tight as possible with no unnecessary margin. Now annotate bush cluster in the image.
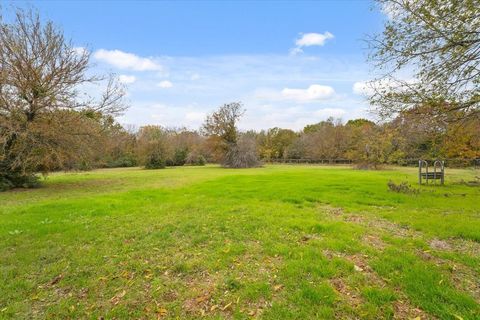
[144,152,166,169]
[387,180,419,195]
[0,170,40,191]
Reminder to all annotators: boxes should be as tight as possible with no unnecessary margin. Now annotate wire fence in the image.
[266,158,480,168]
[266,159,353,165]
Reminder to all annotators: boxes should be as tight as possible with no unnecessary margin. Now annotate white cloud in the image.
[118,74,136,84]
[157,80,173,88]
[289,47,304,56]
[121,103,208,129]
[290,32,334,55]
[296,32,334,47]
[281,84,335,102]
[94,49,162,71]
[114,54,371,130]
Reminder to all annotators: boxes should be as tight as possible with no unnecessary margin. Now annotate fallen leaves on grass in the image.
[222,302,232,311]
[162,290,178,302]
[183,290,214,315]
[354,265,364,272]
[273,284,284,292]
[49,274,63,286]
[299,234,321,243]
[110,290,126,305]
[393,300,428,320]
[330,278,362,307]
[347,255,372,273]
[156,307,168,318]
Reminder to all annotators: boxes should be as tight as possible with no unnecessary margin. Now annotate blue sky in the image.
[6,1,386,130]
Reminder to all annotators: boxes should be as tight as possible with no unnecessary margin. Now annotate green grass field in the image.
[1,165,479,319]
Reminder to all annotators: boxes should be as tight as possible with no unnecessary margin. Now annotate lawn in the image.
[0,165,479,319]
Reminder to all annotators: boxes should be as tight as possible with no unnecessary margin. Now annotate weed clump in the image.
[387,180,419,195]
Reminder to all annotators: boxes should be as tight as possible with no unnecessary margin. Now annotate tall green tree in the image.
[259,127,297,160]
[202,102,259,168]
[202,102,244,162]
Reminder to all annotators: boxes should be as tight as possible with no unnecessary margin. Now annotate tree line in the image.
[1,0,479,190]
[52,102,479,173]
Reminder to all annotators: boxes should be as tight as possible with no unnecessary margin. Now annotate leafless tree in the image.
[0,8,127,188]
[224,134,260,168]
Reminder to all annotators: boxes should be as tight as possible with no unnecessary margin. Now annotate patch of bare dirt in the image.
[330,278,363,307]
[344,254,388,288]
[179,253,283,318]
[162,290,177,302]
[365,219,421,239]
[344,254,433,319]
[345,254,372,273]
[442,238,480,257]
[429,239,452,251]
[393,299,433,320]
[183,287,215,315]
[323,251,388,289]
[181,271,228,317]
[324,204,423,241]
[322,249,343,260]
[325,206,345,216]
[325,251,434,319]
[362,234,387,251]
[344,215,365,224]
[239,299,272,318]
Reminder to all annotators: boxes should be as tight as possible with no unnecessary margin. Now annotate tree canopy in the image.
[368,0,480,121]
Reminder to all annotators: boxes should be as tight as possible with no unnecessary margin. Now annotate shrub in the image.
[223,136,260,168]
[166,148,188,166]
[136,126,170,169]
[186,151,207,166]
[144,152,166,169]
[0,170,40,191]
[105,155,137,168]
[188,155,206,166]
[1,155,41,191]
[195,155,206,166]
[76,160,94,171]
